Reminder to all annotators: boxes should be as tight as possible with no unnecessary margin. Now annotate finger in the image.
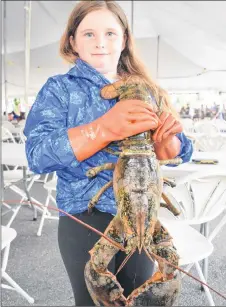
[128,120,159,136]
[159,111,170,123]
[128,106,157,116]
[152,112,170,138]
[161,122,183,140]
[127,112,160,123]
[152,114,173,140]
[130,100,155,112]
[153,116,176,142]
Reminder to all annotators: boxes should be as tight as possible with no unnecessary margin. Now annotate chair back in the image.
[194,121,219,135]
[165,171,226,224]
[194,134,226,151]
[2,121,16,133]
[2,127,16,143]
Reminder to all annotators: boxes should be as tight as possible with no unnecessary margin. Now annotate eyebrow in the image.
[80,27,118,34]
[80,29,94,33]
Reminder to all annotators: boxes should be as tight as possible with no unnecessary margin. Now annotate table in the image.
[161,151,226,180]
[2,143,28,167]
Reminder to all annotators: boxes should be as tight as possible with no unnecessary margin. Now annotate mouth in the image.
[91,53,109,56]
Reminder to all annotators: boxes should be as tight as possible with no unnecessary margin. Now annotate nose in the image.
[95,35,105,49]
[95,43,105,49]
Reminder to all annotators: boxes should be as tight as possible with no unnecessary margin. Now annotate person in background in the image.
[24,1,193,305]
[222,104,226,120]
[185,103,191,118]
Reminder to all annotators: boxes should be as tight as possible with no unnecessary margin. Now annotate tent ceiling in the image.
[3,1,226,96]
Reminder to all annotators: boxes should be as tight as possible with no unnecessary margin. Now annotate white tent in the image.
[2,1,226,99]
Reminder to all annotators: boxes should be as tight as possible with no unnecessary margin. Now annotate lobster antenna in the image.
[146,249,226,301]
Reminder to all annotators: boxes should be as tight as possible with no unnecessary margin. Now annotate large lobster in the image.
[3,77,225,306]
[83,76,185,306]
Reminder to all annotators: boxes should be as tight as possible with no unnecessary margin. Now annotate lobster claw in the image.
[84,261,127,306]
[127,272,181,307]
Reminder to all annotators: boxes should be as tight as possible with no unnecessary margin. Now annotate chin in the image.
[95,67,110,74]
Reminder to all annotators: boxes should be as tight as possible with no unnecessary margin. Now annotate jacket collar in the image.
[67,58,110,87]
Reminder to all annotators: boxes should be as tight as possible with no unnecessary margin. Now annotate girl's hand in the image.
[152,112,183,143]
[101,99,161,142]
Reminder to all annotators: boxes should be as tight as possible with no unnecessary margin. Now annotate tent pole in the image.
[24,1,32,115]
[2,1,8,115]
[156,35,160,80]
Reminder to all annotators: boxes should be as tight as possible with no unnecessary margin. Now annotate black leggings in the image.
[58,209,154,306]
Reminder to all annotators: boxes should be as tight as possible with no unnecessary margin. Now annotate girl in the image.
[24,1,193,305]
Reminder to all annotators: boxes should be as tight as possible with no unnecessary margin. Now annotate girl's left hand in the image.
[152,112,183,143]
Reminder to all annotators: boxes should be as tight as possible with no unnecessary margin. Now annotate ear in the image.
[70,35,78,53]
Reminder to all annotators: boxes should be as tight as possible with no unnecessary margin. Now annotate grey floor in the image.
[1,176,226,306]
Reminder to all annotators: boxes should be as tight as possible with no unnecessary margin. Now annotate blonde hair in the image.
[60,0,178,118]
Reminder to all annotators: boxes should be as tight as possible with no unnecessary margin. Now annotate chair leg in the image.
[2,202,12,210]
[199,222,209,291]
[1,271,34,304]
[200,223,204,235]
[43,173,49,184]
[195,262,215,306]
[6,205,21,228]
[208,212,226,242]
[180,263,195,279]
[37,191,51,236]
[22,167,37,221]
[202,223,209,282]
[20,175,37,204]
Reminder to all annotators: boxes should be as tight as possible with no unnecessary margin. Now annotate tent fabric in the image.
[3,1,226,97]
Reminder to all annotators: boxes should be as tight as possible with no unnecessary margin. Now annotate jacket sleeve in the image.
[164,132,193,167]
[176,132,193,163]
[24,77,79,174]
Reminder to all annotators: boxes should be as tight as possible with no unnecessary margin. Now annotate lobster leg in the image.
[127,220,181,306]
[86,163,116,178]
[161,192,181,216]
[88,181,113,212]
[84,216,127,306]
[159,158,183,165]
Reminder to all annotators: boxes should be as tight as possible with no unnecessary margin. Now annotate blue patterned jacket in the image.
[24,59,193,216]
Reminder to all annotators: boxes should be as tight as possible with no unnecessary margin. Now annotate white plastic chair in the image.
[18,126,27,144]
[194,134,226,152]
[159,218,215,306]
[2,168,42,225]
[37,172,59,236]
[2,121,20,139]
[2,120,17,132]
[194,121,219,135]
[162,171,226,225]
[160,170,226,298]
[212,119,226,133]
[2,127,16,143]
[180,118,195,134]
[1,226,34,303]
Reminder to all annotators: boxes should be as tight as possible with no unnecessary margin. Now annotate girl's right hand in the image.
[99,99,161,142]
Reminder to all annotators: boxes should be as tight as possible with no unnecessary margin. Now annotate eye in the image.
[107,31,115,37]
[84,32,94,37]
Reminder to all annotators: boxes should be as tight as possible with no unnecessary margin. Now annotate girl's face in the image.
[70,9,126,78]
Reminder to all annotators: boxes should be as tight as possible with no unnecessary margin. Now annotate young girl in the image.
[24,1,193,305]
